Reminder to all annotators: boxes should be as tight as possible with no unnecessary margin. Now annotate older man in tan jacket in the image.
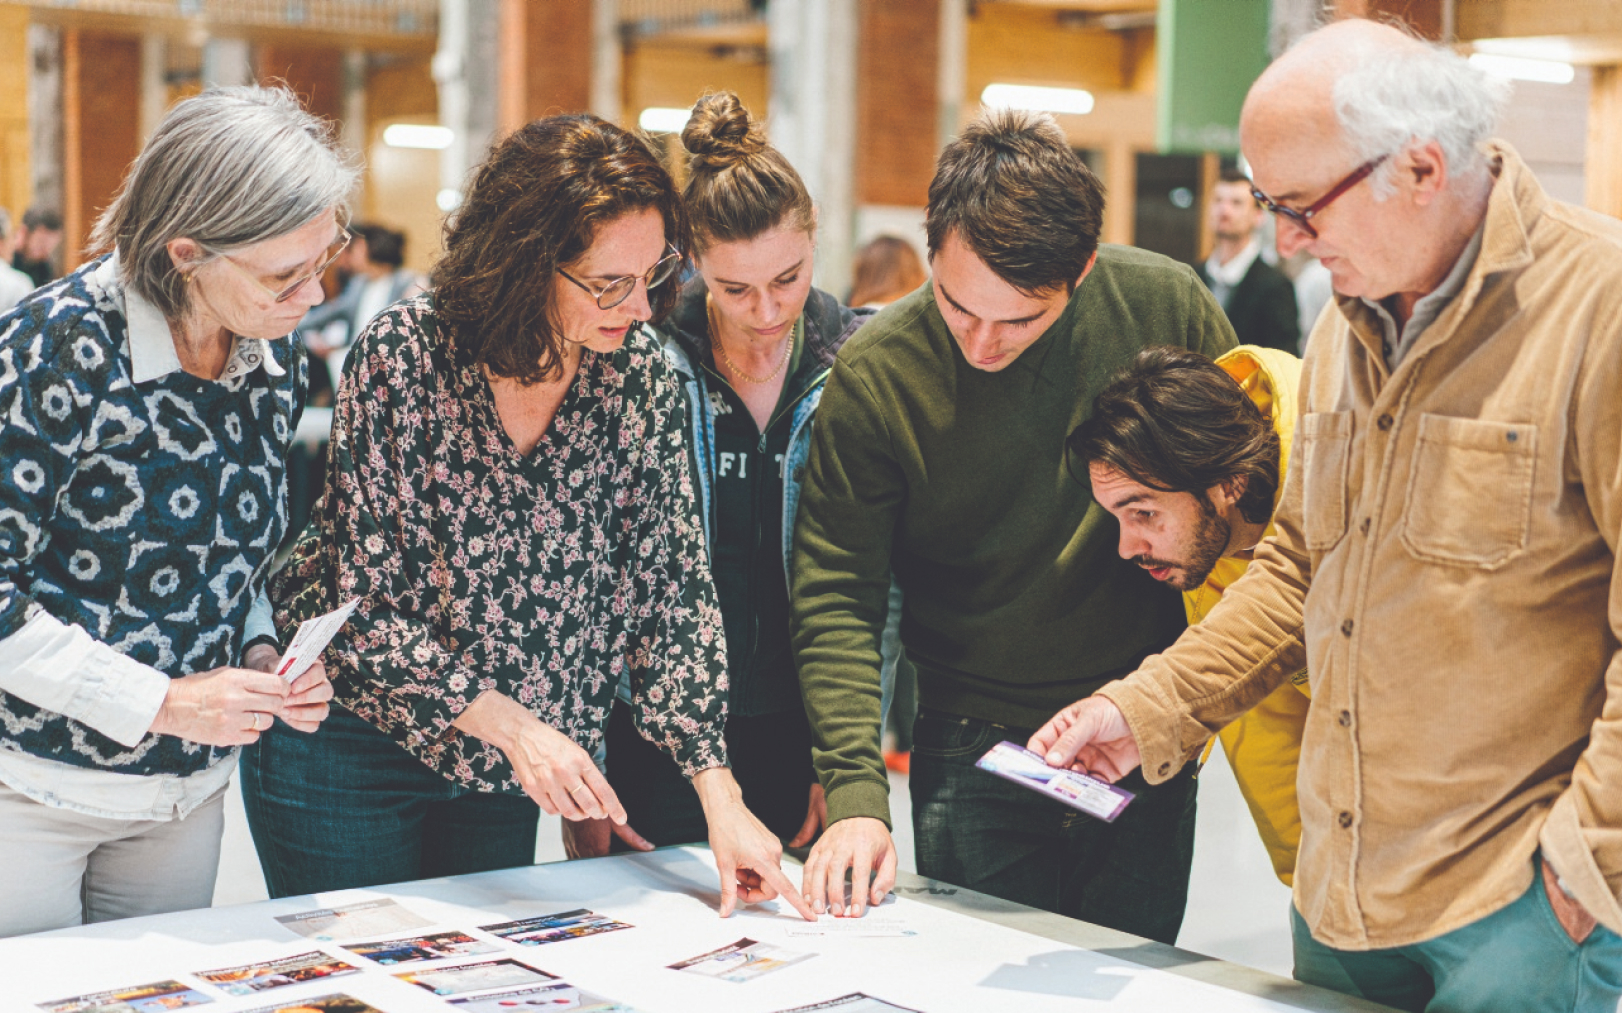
[1031,19,1622,1013]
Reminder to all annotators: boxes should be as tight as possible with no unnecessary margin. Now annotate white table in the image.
[0,848,1393,1013]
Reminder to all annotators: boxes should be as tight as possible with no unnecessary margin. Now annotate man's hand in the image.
[787,783,828,848]
[1027,697,1141,782]
[454,690,626,825]
[694,768,816,921]
[800,816,897,918]
[1541,858,1597,944]
[148,667,289,746]
[563,816,655,859]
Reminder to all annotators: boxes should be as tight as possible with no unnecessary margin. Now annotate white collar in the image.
[95,254,287,385]
[1205,240,1261,288]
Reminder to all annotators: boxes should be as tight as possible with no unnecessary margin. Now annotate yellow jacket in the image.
[1188,345,1306,886]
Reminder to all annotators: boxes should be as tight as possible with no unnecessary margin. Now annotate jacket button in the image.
[1359,517,1371,535]
[1158,762,1171,776]
[1341,619,1355,637]
[1377,413,1394,431]
[1338,810,1354,829]
[1338,710,1352,727]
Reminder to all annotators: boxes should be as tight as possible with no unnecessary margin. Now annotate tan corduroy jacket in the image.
[1100,142,1622,950]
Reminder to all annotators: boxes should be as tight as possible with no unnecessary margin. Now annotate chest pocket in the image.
[1299,411,1353,552]
[1400,414,1536,570]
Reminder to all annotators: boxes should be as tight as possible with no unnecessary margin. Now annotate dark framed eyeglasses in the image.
[1249,154,1389,240]
[208,228,353,304]
[558,245,683,310]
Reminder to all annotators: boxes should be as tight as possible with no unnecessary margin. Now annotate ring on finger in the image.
[567,783,590,797]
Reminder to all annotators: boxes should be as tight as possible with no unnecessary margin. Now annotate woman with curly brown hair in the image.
[241,114,812,919]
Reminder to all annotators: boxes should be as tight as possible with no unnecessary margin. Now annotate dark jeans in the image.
[240,706,539,898]
[909,707,1197,946]
[604,699,815,850]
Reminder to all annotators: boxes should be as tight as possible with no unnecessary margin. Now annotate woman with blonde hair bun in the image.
[582,91,896,858]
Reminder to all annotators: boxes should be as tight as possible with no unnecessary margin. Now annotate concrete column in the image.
[435,0,500,207]
[1589,65,1622,219]
[27,24,62,222]
[938,0,968,143]
[342,48,368,208]
[139,33,166,144]
[1269,0,1326,57]
[202,37,253,88]
[767,0,859,293]
[591,0,622,125]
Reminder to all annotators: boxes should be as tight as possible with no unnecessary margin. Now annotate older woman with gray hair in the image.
[0,85,344,936]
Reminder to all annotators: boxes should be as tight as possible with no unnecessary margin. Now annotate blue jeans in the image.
[909,708,1197,946]
[1292,860,1622,1013]
[240,707,538,897]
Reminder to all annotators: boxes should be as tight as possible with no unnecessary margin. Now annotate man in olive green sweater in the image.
[791,109,1235,942]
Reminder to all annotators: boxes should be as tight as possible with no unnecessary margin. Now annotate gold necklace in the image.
[708,298,794,385]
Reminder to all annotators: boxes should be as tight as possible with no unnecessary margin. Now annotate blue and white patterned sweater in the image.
[0,257,306,776]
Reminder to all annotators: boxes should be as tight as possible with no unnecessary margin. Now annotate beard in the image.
[1135,508,1232,592]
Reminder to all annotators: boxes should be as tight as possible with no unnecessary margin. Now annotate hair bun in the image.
[682,92,766,174]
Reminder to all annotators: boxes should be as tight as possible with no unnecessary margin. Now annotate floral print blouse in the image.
[271,295,729,791]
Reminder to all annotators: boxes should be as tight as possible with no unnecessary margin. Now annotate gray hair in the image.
[91,85,358,319]
[1331,41,1509,199]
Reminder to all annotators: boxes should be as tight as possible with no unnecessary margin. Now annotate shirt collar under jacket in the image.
[91,254,287,385]
[1359,221,1486,370]
[1205,240,1262,289]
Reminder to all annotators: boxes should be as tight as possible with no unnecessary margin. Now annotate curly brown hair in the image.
[432,114,688,385]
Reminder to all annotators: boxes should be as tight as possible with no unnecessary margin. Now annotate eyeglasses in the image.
[1249,154,1389,240]
[206,228,353,304]
[558,245,682,310]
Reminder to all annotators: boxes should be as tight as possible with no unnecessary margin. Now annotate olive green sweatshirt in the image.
[790,244,1238,827]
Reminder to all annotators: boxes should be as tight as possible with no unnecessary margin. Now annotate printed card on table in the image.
[668,937,815,984]
[37,980,212,1013]
[479,908,632,947]
[771,995,925,1013]
[449,982,648,1012]
[975,740,1135,822]
[275,898,431,942]
[237,995,385,1013]
[394,958,556,996]
[195,951,361,995]
[342,929,499,964]
[783,911,916,938]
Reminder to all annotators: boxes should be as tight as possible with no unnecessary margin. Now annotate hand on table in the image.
[695,768,816,921]
[242,646,334,733]
[1027,696,1141,783]
[454,690,628,824]
[563,816,655,859]
[1541,858,1597,944]
[800,815,897,918]
[148,665,289,746]
[787,783,828,848]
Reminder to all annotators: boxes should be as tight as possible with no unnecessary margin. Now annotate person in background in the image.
[0,86,339,938]
[12,207,64,289]
[0,209,34,312]
[849,235,927,310]
[1033,20,1622,1012]
[586,91,874,858]
[244,113,813,922]
[1290,254,1334,356]
[1199,169,1299,353]
[792,107,1235,935]
[1070,344,1307,886]
[299,224,424,406]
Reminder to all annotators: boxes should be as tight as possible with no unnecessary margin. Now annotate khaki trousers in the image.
[0,782,224,938]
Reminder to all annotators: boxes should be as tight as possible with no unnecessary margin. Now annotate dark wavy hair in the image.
[432,114,687,385]
[1068,346,1280,524]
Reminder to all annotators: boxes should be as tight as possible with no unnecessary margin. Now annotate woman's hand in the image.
[454,690,628,824]
[148,667,289,746]
[787,782,828,848]
[694,768,816,920]
[562,816,656,859]
[242,646,334,734]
